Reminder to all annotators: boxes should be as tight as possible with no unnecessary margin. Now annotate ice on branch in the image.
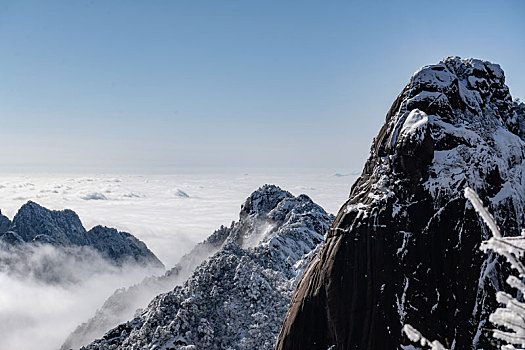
[402,324,446,350]
[404,188,525,349]
[464,188,502,238]
[464,187,525,348]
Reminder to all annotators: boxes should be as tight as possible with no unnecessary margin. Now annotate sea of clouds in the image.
[0,171,357,349]
[0,172,357,266]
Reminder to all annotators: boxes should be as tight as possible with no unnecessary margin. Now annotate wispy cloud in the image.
[0,243,162,350]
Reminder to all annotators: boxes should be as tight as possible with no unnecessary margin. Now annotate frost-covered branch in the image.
[465,187,525,348]
[404,188,525,350]
[464,187,502,238]
[402,324,446,350]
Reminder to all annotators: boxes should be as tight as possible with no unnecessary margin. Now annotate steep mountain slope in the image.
[0,201,163,268]
[81,185,333,350]
[277,57,525,349]
[62,224,232,349]
[0,210,11,234]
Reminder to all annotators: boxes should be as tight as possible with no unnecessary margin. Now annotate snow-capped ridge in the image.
[81,185,334,349]
[240,184,293,218]
[0,201,163,268]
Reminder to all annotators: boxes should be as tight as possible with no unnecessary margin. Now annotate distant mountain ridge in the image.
[0,201,163,268]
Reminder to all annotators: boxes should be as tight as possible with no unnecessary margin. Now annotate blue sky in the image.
[0,0,523,173]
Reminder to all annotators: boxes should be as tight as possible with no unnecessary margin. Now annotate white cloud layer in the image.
[0,172,356,266]
[0,171,357,350]
[0,243,162,350]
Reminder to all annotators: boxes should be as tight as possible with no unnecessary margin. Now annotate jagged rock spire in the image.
[277,57,525,349]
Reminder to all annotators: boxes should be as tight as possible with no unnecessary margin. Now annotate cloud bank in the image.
[0,242,162,350]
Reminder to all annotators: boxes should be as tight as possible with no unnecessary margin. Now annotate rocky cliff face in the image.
[277,57,525,349]
[0,201,163,268]
[81,185,333,350]
[0,210,11,234]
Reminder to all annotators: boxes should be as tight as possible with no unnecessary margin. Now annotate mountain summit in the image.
[0,201,163,268]
[81,184,333,349]
[277,57,525,349]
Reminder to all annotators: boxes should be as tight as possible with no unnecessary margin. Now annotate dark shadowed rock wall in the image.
[277,57,525,350]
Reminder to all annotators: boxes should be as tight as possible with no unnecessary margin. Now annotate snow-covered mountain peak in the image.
[405,57,516,133]
[231,185,326,252]
[81,186,334,349]
[239,184,293,218]
[356,56,525,207]
[234,185,294,248]
[1,201,163,269]
[13,200,85,243]
[277,58,525,349]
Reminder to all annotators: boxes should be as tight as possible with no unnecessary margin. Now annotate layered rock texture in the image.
[0,201,163,268]
[277,57,525,349]
[81,185,333,350]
